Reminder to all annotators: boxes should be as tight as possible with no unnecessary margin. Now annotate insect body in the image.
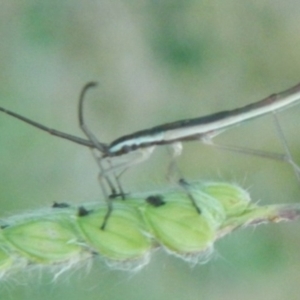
[1,82,300,228]
[2,82,300,166]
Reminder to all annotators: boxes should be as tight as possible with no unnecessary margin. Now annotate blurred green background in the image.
[1,1,300,299]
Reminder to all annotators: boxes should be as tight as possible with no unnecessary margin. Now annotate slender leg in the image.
[178,179,202,213]
[201,137,289,163]
[167,142,201,214]
[106,159,126,199]
[90,150,118,196]
[97,147,155,229]
[272,112,300,182]
[100,147,156,179]
[166,142,183,182]
[201,117,300,182]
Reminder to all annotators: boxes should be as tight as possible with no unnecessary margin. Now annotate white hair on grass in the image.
[51,252,93,282]
[1,181,300,283]
[0,249,92,284]
[104,250,152,273]
[162,244,215,268]
[0,253,27,281]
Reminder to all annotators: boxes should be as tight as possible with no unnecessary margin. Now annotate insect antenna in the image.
[0,105,94,148]
[78,82,108,153]
[78,82,127,229]
[0,84,123,229]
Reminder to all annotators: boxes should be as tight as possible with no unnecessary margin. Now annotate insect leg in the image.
[272,112,300,182]
[200,116,299,182]
[202,138,287,162]
[167,142,201,214]
[98,147,155,229]
[166,142,183,182]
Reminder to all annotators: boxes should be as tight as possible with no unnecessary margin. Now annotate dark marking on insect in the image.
[77,206,91,217]
[52,202,70,209]
[146,195,166,207]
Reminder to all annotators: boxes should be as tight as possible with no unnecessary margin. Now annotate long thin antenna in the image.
[0,85,123,229]
[0,107,94,148]
[77,82,126,229]
[2,82,300,225]
[78,82,108,153]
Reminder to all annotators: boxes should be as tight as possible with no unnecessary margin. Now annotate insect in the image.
[1,82,300,228]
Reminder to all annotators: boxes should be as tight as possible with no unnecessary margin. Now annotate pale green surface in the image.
[0,1,300,299]
[1,181,298,294]
[0,182,253,275]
